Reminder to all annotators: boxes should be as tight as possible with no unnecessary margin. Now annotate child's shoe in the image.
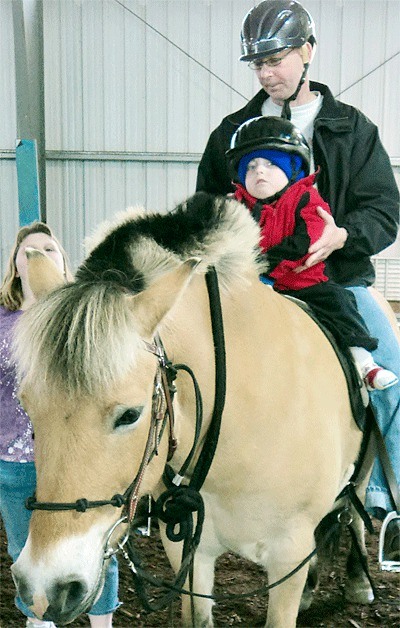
[363,365,398,391]
[26,620,57,628]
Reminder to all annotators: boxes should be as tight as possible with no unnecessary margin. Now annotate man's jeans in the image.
[347,287,400,516]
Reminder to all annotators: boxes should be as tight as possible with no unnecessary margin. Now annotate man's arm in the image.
[312,118,399,268]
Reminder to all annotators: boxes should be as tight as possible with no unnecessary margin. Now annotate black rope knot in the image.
[75,498,89,512]
[25,496,36,511]
[155,486,204,542]
[165,360,178,385]
[110,493,126,508]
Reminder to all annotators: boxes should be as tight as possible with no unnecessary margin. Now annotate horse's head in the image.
[11,252,199,624]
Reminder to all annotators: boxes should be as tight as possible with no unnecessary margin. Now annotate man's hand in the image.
[305,207,348,268]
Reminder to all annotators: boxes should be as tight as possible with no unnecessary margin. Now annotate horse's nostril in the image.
[51,578,88,615]
[11,566,34,607]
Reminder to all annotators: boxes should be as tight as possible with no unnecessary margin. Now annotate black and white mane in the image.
[81,192,260,292]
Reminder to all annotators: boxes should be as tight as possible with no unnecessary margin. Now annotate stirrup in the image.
[378,511,400,572]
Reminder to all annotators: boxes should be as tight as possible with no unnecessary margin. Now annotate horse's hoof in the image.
[298,588,314,612]
[345,585,374,604]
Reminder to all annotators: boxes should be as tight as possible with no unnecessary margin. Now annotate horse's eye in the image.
[114,407,143,429]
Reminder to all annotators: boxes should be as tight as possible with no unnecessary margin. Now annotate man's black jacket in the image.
[196,81,399,286]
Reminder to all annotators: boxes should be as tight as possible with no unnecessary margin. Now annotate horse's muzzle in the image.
[11,562,96,625]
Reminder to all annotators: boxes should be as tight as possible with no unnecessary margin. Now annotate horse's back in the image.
[207,279,361,522]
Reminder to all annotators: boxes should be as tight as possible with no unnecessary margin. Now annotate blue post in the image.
[15,139,41,226]
[13,0,46,226]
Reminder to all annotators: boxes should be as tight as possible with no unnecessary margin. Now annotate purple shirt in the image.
[0,306,34,462]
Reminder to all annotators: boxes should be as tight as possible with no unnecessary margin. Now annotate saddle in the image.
[286,294,367,430]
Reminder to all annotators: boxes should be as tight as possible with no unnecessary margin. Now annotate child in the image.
[226,115,398,391]
[0,222,119,628]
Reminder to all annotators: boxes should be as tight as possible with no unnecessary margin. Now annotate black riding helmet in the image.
[240,1,316,119]
[226,116,310,183]
[240,0,316,61]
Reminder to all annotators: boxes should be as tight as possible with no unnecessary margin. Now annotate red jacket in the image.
[234,172,330,291]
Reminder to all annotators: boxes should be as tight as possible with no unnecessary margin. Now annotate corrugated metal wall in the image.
[1,0,399,281]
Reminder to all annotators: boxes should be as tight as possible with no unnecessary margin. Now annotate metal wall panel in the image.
[0,0,17,150]
[1,0,399,284]
[0,160,19,276]
[0,0,18,274]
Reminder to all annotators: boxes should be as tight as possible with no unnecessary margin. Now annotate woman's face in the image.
[15,232,65,283]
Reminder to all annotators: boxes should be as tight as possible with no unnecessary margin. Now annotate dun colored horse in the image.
[12,193,373,627]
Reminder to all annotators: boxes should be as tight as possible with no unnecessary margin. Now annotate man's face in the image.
[251,43,312,105]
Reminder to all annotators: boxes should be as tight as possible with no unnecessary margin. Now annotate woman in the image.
[0,222,119,628]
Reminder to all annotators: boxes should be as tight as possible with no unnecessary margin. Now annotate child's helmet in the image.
[226,116,310,181]
[240,0,316,61]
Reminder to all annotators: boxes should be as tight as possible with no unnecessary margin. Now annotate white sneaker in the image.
[26,620,57,628]
[363,365,399,391]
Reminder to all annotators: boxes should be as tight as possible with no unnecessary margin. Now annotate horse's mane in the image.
[15,193,262,395]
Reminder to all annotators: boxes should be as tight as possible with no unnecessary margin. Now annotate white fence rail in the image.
[373,258,400,302]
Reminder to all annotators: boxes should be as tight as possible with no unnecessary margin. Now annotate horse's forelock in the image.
[14,283,142,397]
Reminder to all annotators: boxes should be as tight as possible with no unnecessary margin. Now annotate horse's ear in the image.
[26,248,66,298]
[127,258,200,338]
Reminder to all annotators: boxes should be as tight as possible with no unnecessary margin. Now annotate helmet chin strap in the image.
[281,44,311,120]
[281,63,309,120]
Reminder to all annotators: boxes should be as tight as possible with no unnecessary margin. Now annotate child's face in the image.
[245,157,288,199]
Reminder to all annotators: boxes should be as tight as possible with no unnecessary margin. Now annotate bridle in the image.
[24,267,227,620]
[26,331,204,547]
[25,268,225,562]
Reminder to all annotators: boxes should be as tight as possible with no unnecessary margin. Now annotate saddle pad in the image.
[285,294,366,430]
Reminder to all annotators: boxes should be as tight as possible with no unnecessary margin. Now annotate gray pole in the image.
[12,0,46,224]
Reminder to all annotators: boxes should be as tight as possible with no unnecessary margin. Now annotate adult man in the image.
[196,0,399,561]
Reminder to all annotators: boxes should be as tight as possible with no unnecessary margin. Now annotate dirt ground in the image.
[1,516,399,627]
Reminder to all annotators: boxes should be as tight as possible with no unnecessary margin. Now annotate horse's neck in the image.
[158,274,286,475]
[160,276,216,454]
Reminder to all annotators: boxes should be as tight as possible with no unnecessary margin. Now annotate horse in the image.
[11,192,374,627]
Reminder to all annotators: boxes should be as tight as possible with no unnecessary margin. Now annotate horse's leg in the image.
[159,523,219,627]
[299,554,319,612]
[181,551,217,628]
[344,514,374,604]
[344,427,375,604]
[264,526,314,628]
